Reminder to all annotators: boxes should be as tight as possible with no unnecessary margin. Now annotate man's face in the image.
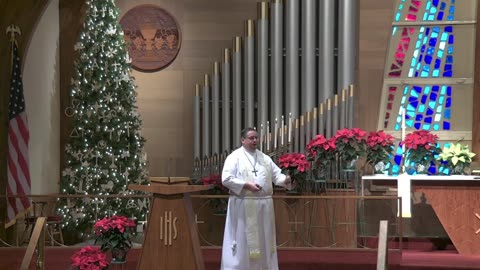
[241,130,258,152]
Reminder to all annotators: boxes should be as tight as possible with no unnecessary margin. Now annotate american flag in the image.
[5,43,31,228]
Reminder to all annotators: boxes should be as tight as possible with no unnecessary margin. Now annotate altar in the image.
[361,175,480,255]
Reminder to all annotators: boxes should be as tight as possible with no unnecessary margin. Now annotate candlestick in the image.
[281,115,285,146]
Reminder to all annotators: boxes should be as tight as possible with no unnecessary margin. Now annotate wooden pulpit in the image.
[129,179,211,270]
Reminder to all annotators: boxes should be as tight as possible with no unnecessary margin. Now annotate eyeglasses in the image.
[245,136,258,141]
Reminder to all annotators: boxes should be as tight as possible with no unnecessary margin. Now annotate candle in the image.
[274,118,278,149]
[260,124,264,152]
[288,112,292,143]
[266,121,270,151]
[281,115,285,146]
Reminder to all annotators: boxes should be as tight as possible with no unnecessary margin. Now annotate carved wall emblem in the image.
[160,211,178,245]
[120,5,181,72]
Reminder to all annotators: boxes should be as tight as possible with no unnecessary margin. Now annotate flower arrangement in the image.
[366,130,395,174]
[71,246,109,270]
[278,153,310,191]
[333,128,367,169]
[437,143,476,175]
[306,134,336,176]
[94,215,136,255]
[402,130,441,174]
[201,174,228,213]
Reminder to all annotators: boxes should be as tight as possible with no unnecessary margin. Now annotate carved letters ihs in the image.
[160,211,178,245]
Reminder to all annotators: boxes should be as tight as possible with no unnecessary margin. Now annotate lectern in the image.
[129,180,211,270]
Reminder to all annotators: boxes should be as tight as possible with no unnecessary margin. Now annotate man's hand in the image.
[244,182,261,192]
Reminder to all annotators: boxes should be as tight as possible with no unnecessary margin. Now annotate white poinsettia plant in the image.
[437,143,476,171]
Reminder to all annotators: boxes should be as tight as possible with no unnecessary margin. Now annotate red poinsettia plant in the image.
[71,246,109,270]
[402,130,441,171]
[94,215,136,252]
[278,153,310,189]
[306,134,337,171]
[366,130,395,169]
[201,174,228,213]
[334,128,367,163]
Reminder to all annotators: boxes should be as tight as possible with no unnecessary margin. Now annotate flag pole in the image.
[6,24,21,66]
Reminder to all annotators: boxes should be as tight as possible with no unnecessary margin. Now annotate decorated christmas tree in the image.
[58,0,149,234]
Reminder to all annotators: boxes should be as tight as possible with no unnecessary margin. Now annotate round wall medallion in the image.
[120,5,181,72]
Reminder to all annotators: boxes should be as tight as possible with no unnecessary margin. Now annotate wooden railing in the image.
[20,216,46,270]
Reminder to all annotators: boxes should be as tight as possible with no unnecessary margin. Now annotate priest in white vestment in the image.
[221,127,292,270]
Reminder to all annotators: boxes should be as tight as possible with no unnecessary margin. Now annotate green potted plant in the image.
[366,130,395,175]
[94,215,136,262]
[306,134,337,179]
[437,143,476,175]
[70,246,109,270]
[402,130,441,174]
[333,128,367,170]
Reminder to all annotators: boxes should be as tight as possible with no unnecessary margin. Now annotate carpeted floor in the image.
[2,245,480,270]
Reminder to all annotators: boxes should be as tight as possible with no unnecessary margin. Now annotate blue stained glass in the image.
[431,30,439,38]
[446,97,451,108]
[425,55,433,64]
[441,32,448,41]
[421,95,427,104]
[427,48,435,55]
[429,101,436,109]
[421,45,426,53]
[433,27,440,33]
[394,155,402,164]
[424,117,432,123]
[440,2,446,10]
[433,124,440,131]
[392,165,400,175]
[446,55,453,63]
[430,7,438,15]
[445,26,453,32]
[433,0,439,6]
[432,85,439,92]
[443,70,453,77]
[450,6,455,14]
[412,58,417,66]
[416,40,422,49]
[437,12,444,20]
[421,71,429,77]
[416,114,423,121]
[399,4,404,10]
[430,93,438,101]
[403,86,409,94]
[436,105,443,112]
[441,86,447,94]
[419,55,423,62]
[423,36,428,45]
[395,13,401,22]
[433,70,440,77]
[443,121,450,129]
[423,85,430,94]
[439,96,444,104]
[410,90,419,98]
[447,86,452,96]
[406,110,415,118]
[395,123,400,130]
[426,27,430,35]
[393,27,397,35]
[414,86,422,93]
[423,65,430,72]
[410,101,419,109]
[407,119,415,128]
[414,122,421,129]
[418,104,426,113]
[415,71,419,77]
[423,13,428,21]
[423,124,431,130]
[448,35,454,44]
[447,15,454,20]
[409,96,417,102]
[444,109,451,118]
[427,108,434,116]
[445,64,452,70]
[437,50,444,58]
